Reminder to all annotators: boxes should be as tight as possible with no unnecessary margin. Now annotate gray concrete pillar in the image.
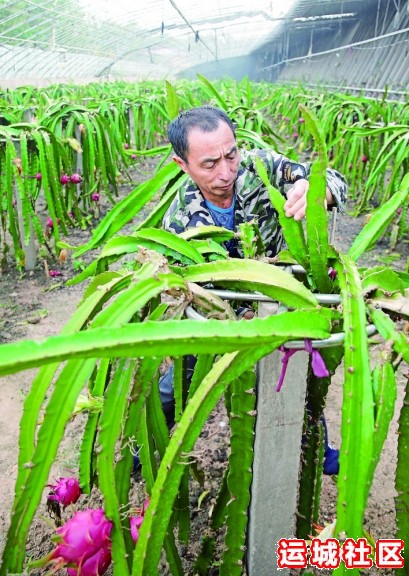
[247,301,309,576]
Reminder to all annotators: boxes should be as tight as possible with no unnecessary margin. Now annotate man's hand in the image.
[284,179,334,221]
[284,179,310,221]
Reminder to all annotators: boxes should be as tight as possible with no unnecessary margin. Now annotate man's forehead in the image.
[187,125,236,153]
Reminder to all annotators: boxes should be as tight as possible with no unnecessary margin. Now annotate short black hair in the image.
[167,106,236,163]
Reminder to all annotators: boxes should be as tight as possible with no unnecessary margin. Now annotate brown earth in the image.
[0,163,408,575]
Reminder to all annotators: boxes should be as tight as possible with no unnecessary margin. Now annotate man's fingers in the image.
[285,195,306,219]
[284,179,309,220]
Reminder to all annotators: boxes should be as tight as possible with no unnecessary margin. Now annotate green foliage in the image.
[1,79,409,575]
[2,78,408,272]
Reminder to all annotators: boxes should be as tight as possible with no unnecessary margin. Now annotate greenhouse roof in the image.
[0,0,406,86]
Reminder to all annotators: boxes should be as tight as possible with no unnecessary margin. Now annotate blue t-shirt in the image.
[205,196,235,230]
[205,196,238,257]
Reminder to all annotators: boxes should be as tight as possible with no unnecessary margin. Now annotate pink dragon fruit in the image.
[60,174,71,185]
[46,217,60,229]
[361,154,368,163]
[70,173,82,184]
[130,499,149,543]
[47,477,81,507]
[29,509,112,575]
[35,172,42,180]
[91,192,100,202]
[66,546,112,576]
[130,515,144,544]
[52,509,112,565]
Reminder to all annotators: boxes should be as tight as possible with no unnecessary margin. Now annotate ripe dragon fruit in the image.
[46,217,60,229]
[60,174,71,185]
[47,477,81,507]
[66,546,112,576]
[29,509,112,576]
[91,192,100,202]
[52,509,112,568]
[130,499,149,543]
[70,173,82,184]
[130,515,144,544]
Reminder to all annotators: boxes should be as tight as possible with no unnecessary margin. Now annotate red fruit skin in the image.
[130,515,144,543]
[48,477,81,507]
[70,173,82,184]
[52,509,112,565]
[130,499,149,543]
[66,546,112,576]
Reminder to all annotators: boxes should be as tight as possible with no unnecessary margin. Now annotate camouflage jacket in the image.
[162,148,347,257]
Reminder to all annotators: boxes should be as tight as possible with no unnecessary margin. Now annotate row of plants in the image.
[272,83,409,213]
[0,83,174,270]
[0,104,408,575]
[1,76,408,271]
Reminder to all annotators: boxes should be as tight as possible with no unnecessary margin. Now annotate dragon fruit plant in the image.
[0,98,408,576]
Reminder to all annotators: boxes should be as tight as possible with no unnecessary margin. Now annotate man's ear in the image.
[173,155,188,173]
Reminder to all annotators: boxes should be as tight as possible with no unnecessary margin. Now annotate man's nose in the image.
[218,160,232,181]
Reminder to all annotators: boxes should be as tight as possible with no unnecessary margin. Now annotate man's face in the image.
[173,121,240,207]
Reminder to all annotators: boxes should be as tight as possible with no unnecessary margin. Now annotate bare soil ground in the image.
[0,164,408,575]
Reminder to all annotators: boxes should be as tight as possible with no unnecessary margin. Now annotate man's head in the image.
[167,106,240,207]
[167,106,235,162]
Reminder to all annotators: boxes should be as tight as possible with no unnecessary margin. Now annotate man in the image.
[163,105,347,257]
[135,106,346,474]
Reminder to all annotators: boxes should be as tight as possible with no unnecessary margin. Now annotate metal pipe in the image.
[207,289,341,305]
[184,307,378,349]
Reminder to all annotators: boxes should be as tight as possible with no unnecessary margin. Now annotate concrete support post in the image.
[247,301,309,576]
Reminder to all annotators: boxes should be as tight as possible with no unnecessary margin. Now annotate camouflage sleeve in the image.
[254,149,347,214]
[324,167,348,214]
[162,197,186,234]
